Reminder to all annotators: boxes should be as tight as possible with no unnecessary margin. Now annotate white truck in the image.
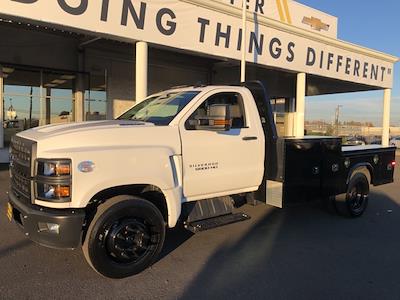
[7,81,396,278]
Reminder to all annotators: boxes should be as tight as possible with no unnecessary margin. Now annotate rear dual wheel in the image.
[333,173,370,217]
[82,195,165,278]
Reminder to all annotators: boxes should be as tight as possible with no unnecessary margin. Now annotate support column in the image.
[295,73,306,137]
[74,50,85,122]
[0,67,4,148]
[284,113,295,136]
[135,41,148,104]
[74,74,85,122]
[105,69,113,120]
[39,70,45,126]
[45,88,51,124]
[240,0,247,83]
[284,97,295,137]
[382,88,391,146]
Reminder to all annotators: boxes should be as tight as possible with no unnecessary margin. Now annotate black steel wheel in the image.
[334,173,369,217]
[82,195,165,278]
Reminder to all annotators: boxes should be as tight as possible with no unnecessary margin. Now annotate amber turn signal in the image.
[54,186,70,198]
[56,164,71,176]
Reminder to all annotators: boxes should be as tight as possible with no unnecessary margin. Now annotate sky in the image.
[297,0,400,126]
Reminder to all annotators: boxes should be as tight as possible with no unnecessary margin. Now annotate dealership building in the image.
[0,0,397,157]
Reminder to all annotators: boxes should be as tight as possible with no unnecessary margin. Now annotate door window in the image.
[185,92,246,130]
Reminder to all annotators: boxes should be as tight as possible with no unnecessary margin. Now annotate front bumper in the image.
[8,191,85,249]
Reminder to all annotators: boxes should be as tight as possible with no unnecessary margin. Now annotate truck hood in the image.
[20,120,155,138]
[18,120,182,155]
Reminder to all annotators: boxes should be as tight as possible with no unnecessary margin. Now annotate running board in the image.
[184,212,250,233]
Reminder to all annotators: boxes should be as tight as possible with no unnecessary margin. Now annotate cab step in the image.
[184,212,250,233]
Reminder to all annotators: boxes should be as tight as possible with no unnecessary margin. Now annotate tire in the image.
[82,195,166,278]
[334,173,369,217]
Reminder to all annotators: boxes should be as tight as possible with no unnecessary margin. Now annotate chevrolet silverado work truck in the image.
[7,81,396,278]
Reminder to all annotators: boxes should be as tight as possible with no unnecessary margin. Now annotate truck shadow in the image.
[180,191,400,299]
[158,224,194,261]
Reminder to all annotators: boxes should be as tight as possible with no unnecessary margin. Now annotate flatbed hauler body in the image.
[263,137,395,207]
[7,81,396,278]
[244,81,395,210]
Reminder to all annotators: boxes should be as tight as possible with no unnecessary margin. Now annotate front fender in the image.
[74,146,177,205]
[39,146,179,207]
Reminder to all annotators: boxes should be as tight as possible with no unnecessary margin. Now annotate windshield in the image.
[117,91,200,125]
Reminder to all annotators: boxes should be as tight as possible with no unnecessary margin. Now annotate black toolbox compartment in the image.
[267,136,342,205]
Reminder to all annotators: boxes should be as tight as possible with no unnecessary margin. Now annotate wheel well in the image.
[86,184,168,223]
[349,166,372,184]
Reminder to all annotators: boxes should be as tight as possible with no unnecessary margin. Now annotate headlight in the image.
[36,183,71,202]
[35,159,72,202]
[37,159,71,177]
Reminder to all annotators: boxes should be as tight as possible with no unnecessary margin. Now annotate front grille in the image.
[10,135,35,203]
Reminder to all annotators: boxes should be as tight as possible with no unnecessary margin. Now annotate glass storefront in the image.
[1,65,108,147]
[42,71,75,125]
[85,72,107,121]
[3,68,40,146]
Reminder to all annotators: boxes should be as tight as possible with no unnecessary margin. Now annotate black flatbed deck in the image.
[342,144,395,153]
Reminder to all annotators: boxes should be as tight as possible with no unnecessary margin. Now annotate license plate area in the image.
[6,202,23,225]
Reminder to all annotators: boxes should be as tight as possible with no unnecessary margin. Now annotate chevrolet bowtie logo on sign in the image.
[302,16,330,32]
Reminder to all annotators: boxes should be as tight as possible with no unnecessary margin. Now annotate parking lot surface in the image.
[0,152,399,300]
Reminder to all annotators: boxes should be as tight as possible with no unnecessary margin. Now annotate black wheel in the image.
[82,195,165,278]
[334,173,369,217]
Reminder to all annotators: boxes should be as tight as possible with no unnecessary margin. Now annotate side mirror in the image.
[194,104,232,131]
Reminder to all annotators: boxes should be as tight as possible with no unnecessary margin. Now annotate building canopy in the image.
[0,0,398,91]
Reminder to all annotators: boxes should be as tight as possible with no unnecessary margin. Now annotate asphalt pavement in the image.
[0,152,399,299]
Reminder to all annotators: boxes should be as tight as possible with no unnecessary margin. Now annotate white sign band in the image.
[0,0,395,88]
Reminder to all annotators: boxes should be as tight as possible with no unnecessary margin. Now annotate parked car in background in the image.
[342,136,366,146]
[390,136,400,148]
[368,136,382,145]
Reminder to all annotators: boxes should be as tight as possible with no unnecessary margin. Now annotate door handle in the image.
[243,136,258,141]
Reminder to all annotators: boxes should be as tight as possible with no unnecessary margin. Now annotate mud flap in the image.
[266,180,283,208]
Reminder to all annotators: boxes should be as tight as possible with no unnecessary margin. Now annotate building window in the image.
[85,72,107,121]
[1,65,78,146]
[42,71,75,125]
[3,68,41,144]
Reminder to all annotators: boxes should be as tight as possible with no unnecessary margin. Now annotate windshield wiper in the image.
[131,117,145,121]
[130,118,154,124]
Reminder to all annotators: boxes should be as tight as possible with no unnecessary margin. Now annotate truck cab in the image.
[7,81,396,278]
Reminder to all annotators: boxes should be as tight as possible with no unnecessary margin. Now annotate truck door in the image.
[179,90,264,200]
